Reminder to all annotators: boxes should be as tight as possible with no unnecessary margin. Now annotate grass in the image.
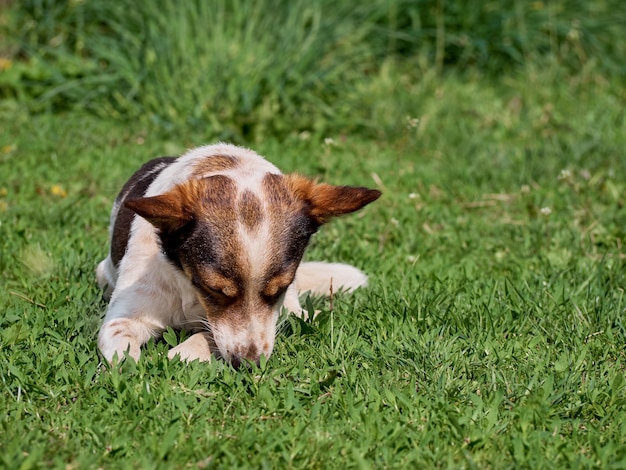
[1,0,625,468]
[1,66,625,468]
[2,0,624,139]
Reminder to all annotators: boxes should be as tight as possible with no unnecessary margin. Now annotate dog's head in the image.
[125,172,380,367]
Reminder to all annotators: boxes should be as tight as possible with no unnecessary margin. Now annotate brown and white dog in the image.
[96,143,380,367]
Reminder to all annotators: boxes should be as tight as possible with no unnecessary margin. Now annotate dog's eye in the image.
[200,286,237,307]
[192,277,237,303]
[205,285,237,299]
[261,285,288,305]
[204,285,223,297]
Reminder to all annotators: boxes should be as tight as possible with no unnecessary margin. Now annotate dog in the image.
[96,143,381,367]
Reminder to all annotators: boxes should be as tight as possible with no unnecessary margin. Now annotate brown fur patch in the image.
[192,155,240,176]
[263,173,300,209]
[195,175,238,219]
[126,175,240,233]
[195,176,245,273]
[238,190,264,232]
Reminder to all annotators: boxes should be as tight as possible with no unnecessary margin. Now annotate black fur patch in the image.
[110,157,176,266]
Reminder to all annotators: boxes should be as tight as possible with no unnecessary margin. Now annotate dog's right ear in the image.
[125,186,194,233]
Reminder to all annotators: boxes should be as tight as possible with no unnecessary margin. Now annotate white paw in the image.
[98,317,151,363]
[168,332,213,363]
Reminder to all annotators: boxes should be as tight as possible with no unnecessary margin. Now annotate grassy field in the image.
[1,1,625,468]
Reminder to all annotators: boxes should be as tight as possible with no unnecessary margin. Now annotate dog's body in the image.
[97,143,380,367]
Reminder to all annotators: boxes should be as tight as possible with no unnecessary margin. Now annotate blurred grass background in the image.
[1,0,624,140]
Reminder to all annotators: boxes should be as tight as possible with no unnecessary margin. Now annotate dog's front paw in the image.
[98,317,157,364]
[168,332,213,363]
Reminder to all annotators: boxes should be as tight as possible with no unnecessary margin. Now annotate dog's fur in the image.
[96,143,380,367]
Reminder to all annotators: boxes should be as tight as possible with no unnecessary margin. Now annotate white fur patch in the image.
[296,262,369,295]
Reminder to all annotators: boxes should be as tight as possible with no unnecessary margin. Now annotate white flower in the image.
[540,207,552,216]
[558,169,572,181]
[405,116,419,129]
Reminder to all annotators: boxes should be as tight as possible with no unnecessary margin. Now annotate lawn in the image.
[1,1,625,468]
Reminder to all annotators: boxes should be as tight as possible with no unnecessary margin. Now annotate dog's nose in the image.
[229,343,262,369]
[230,353,260,369]
[230,355,243,369]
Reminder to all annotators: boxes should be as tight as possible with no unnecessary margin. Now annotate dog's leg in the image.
[96,256,117,301]
[287,263,368,320]
[295,262,368,296]
[167,332,213,362]
[98,315,165,363]
[283,282,306,319]
[98,285,172,363]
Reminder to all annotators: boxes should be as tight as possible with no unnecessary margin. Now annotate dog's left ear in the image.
[286,174,381,224]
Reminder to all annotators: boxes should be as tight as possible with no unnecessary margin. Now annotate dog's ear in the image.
[125,185,195,232]
[286,174,381,224]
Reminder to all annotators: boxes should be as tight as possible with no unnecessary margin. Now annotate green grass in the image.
[1,0,625,468]
[2,0,624,139]
[1,66,624,468]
